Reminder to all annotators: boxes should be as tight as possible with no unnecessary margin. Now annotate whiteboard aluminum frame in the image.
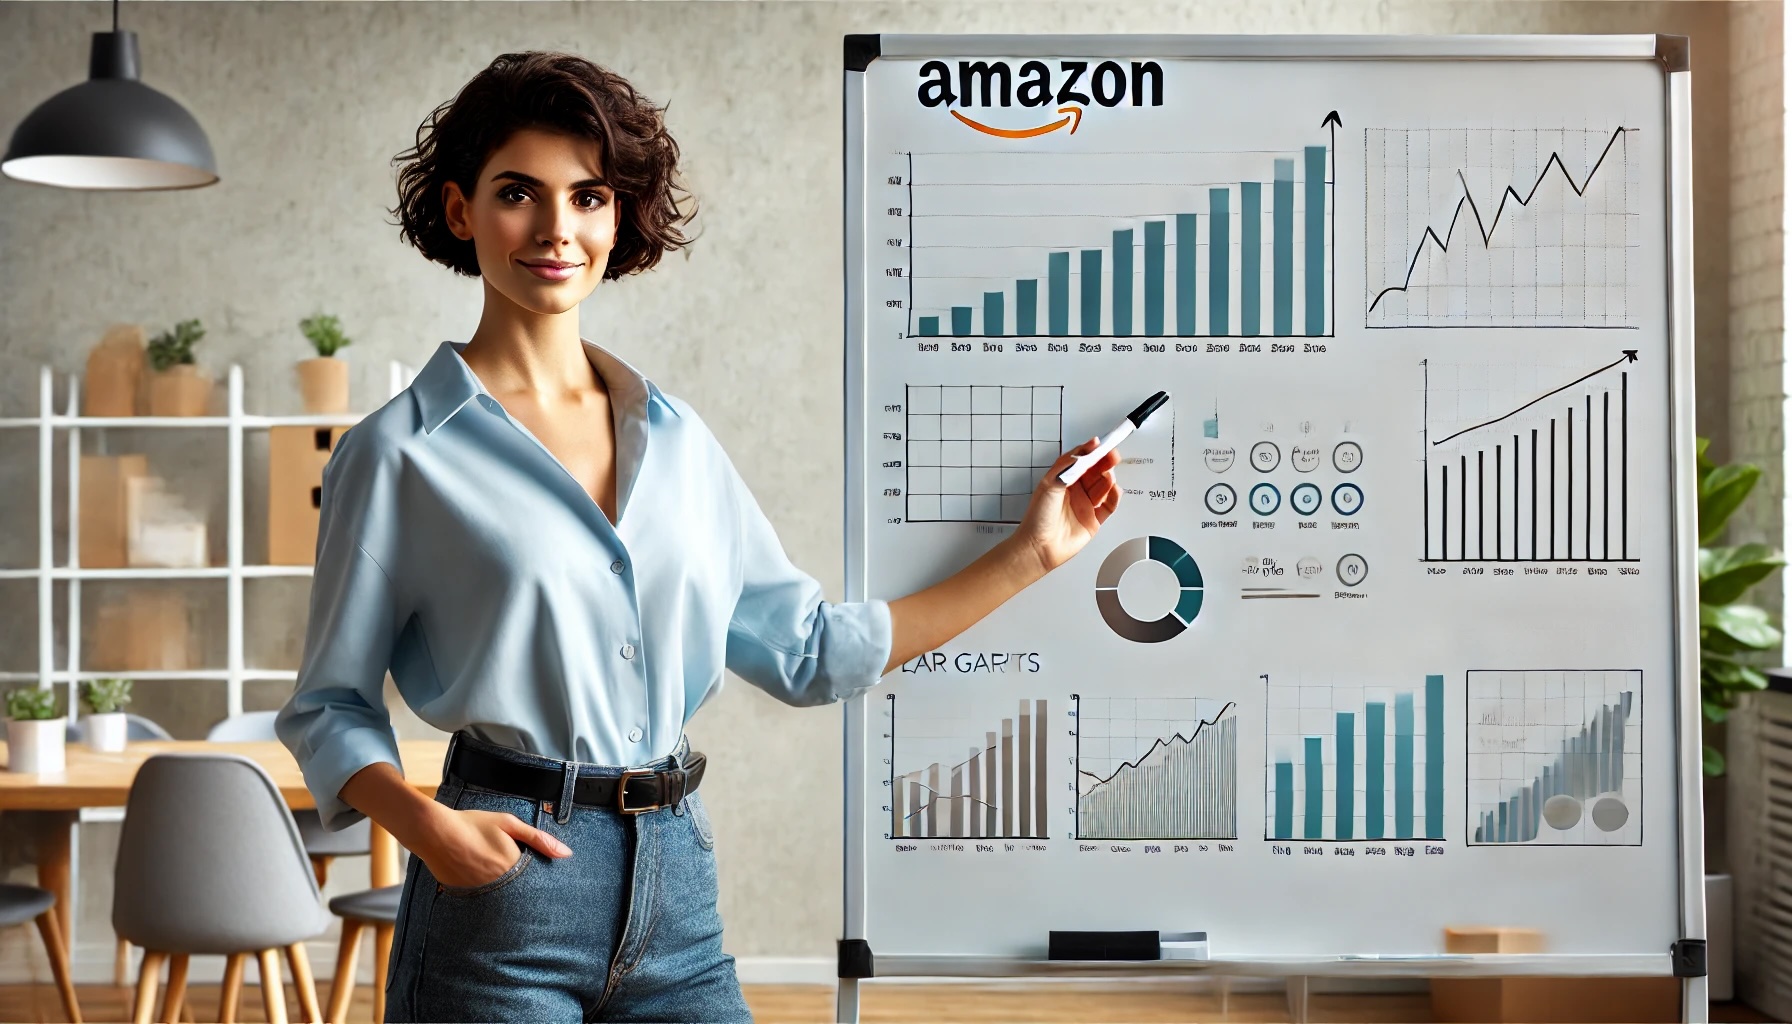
[841,34,1703,1024]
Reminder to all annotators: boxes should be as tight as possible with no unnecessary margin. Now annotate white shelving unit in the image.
[3,361,416,719]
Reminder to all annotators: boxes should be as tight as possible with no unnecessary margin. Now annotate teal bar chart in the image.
[903,140,1333,340]
[1267,673,1445,842]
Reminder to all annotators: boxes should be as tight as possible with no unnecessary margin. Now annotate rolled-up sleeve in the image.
[722,460,892,707]
[275,440,406,831]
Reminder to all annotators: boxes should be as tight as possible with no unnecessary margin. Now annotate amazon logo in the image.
[917,59,1164,138]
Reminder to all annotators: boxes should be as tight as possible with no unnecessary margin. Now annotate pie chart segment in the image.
[1096,536,1204,643]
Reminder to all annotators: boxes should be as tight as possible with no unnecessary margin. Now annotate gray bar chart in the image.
[1467,670,1642,846]
[892,697,1050,840]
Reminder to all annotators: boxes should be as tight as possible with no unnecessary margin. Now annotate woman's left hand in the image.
[1011,438,1122,576]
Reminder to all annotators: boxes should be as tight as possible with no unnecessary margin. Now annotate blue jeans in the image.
[384,732,751,1022]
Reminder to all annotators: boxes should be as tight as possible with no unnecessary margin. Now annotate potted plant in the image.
[5,686,66,774]
[1696,436,1785,1003]
[79,677,133,753]
[1697,437,1785,773]
[297,313,352,414]
[146,318,211,417]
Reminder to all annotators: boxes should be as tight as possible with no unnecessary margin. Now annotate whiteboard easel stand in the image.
[839,33,1707,1024]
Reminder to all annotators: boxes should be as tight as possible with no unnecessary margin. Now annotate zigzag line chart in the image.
[1365,126,1640,329]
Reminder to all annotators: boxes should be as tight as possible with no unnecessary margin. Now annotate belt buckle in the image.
[615,769,662,815]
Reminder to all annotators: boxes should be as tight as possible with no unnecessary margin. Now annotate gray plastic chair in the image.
[207,710,373,882]
[325,884,402,1024]
[66,712,175,744]
[0,883,81,1022]
[114,753,330,1024]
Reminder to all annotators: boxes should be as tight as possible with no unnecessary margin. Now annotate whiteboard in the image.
[841,32,1701,994]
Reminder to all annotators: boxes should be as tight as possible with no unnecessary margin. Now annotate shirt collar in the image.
[412,339,679,434]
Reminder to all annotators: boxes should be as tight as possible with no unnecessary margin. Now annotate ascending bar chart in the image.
[1423,353,1638,562]
[905,132,1333,340]
[1265,673,1445,842]
[889,696,1050,840]
[1075,696,1238,840]
[1468,670,1642,846]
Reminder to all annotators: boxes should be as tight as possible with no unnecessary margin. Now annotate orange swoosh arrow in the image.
[951,105,1083,139]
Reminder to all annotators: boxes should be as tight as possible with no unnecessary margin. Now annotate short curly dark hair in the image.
[389,51,694,280]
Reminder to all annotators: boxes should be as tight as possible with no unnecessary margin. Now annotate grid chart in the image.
[1467,670,1642,846]
[1365,127,1638,329]
[905,385,1064,523]
[1075,696,1238,840]
[1265,673,1445,842]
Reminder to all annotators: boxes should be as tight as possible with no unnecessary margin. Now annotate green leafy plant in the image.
[79,678,133,715]
[147,318,205,372]
[299,313,352,358]
[1700,436,1788,775]
[5,686,60,721]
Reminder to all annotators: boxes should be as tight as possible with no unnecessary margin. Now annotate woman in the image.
[276,50,1120,1023]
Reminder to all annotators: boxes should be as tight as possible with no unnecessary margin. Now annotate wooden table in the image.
[0,739,447,954]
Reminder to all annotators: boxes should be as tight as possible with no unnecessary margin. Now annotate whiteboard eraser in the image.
[1159,932,1210,960]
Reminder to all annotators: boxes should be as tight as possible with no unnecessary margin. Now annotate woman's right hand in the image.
[419,805,572,889]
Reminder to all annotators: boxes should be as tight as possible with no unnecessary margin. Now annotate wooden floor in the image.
[0,982,1778,1024]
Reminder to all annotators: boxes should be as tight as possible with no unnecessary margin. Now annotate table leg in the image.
[369,822,398,889]
[36,810,75,957]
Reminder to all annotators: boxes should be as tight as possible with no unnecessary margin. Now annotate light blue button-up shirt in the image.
[276,340,893,830]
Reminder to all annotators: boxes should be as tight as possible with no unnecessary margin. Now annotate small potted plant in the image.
[5,686,66,774]
[79,678,133,753]
[297,313,352,414]
[146,318,211,417]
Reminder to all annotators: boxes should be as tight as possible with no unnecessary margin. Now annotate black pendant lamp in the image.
[2,0,217,190]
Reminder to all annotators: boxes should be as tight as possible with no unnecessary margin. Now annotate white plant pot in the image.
[86,712,129,753]
[1707,872,1733,1002]
[6,717,67,773]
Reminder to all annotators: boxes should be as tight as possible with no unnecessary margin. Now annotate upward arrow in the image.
[1433,351,1641,446]
[1322,110,1342,155]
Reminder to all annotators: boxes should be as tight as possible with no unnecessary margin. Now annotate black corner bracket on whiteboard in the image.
[845,34,881,72]
[1655,34,1690,73]
[1670,938,1707,978]
[838,938,875,979]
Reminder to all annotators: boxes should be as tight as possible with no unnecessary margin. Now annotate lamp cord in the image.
[112,0,118,33]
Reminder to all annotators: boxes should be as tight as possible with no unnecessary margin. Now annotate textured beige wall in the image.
[0,0,1743,971]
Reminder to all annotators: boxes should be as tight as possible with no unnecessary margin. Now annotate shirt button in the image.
[610,559,625,574]
[620,643,636,660]
[627,727,643,743]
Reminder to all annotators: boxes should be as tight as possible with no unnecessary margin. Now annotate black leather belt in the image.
[449,741,705,815]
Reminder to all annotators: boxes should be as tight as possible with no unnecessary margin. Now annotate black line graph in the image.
[1074,696,1238,840]
[1366,127,1639,329]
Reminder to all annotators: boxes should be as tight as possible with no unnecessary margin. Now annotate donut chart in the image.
[1095,536,1204,643]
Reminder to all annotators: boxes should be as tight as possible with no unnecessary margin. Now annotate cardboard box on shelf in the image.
[1430,926,1679,1023]
[88,590,197,672]
[79,454,150,569]
[269,425,348,565]
[125,475,210,568]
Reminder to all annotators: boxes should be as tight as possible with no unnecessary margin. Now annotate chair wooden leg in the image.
[218,952,246,1024]
[115,937,131,989]
[34,910,83,1023]
[259,948,289,1024]
[160,954,190,1024]
[133,950,166,1024]
[286,942,322,1023]
[326,922,364,1024]
[311,855,332,889]
[373,922,394,1024]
